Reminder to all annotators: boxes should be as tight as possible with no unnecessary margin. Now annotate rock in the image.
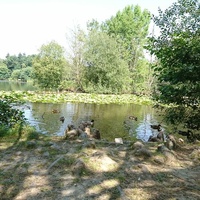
[135,147,151,158]
[165,135,177,150]
[137,164,151,174]
[158,144,177,162]
[15,151,22,156]
[115,138,123,144]
[153,157,165,165]
[165,139,174,150]
[132,141,144,150]
[189,148,200,160]
[72,159,86,176]
[43,151,50,157]
[157,144,169,152]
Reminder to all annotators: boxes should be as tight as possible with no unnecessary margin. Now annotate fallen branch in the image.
[47,155,64,171]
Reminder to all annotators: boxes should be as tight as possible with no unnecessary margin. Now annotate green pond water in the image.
[1,81,169,142]
[0,80,37,91]
[23,102,168,142]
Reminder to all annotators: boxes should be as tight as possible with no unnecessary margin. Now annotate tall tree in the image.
[83,30,131,94]
[4,54,18,71]
[66,26,86,91]
[32,41,67,89]
[102,5,151,93]
[0,61,10,80]
[103,5,151,69]
[147,0,200,130]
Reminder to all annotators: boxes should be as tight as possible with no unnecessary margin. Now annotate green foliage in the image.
[83,30,131,94]
[103,5,151,68]
[101,5,152,94]
[21,67,32,80]
[4,53,35,74]
[0,91,153,105]
[0,63,10,80]
[66,26,86,91]
[0,98,26,130]
[132,59,154,95]
[27,130,40,140]
[32,41,68,89]
[147,0,200,129]
[58,80,77,92]
[10,70,21,81]
[10,67,32,82]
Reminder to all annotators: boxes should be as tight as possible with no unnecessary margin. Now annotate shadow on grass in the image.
[0,137,200,200]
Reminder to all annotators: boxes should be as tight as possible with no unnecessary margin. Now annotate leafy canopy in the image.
[83,30,131,94]
[32,41,67,89]
[103,5,151,69]
[147,0,200,130]
[0,62,10,80]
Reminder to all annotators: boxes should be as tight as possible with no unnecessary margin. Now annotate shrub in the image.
[0,98,26,129]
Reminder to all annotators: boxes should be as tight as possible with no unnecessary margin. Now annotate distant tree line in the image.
[0,53,35,82]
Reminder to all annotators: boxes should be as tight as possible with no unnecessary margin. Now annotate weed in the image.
[154,172,168,182]
[27,131,40,140]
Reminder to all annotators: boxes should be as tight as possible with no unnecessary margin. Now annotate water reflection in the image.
[24,102,166,142]
[0,81,37,91]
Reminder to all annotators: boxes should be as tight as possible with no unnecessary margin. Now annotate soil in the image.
[0,136,200,200]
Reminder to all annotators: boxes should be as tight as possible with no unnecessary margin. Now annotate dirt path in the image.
[0,137,200,200]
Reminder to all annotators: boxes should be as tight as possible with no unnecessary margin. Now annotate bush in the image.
[0,98,26,129]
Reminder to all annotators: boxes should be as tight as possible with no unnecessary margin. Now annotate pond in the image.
[1,81,169,142]
[23,102,168,142]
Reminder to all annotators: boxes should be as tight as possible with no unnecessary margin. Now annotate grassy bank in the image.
[0,129,200,200]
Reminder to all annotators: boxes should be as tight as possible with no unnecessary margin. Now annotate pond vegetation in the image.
[0,91,153,105]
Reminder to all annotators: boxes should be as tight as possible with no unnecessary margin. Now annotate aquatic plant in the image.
[0,91,153,105]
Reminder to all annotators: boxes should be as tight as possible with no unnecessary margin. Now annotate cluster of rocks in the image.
[64,120,101,140]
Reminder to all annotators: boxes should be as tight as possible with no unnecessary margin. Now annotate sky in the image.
[0,0,177,58]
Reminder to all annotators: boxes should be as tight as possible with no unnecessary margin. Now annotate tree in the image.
[146,0,200,130]
[103,5,150,67]
[11,67,32,82]
[32,41,68,89]
[65,26,86,91]
[83,30,131,94]
[102,5,151,94]
[3,53,35,79]
[10,70,21,81]
[4,54,18,71]
[0,61,10,80]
